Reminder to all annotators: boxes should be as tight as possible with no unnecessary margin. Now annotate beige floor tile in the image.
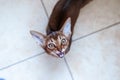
[42,0,120,40]
[0,0,120,80]
[65,24,120,80]
[41,0,58,17]
[0,0,47,68]
[0,54,72,80]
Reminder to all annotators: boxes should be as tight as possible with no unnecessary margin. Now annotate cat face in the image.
[44,32,70,58]
[30,18,71,58]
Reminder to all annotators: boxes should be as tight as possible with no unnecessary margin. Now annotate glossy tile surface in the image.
[0,0,47,68]
[0,0,120,80]
[0,54,72,80]
[43,0,120,40]
[66,24,120,80]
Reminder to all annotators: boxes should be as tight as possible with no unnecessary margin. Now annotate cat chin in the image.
[48,51,65,58]
[57,52,64,58]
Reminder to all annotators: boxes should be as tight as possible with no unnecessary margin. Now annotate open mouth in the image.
[57,52,64,58]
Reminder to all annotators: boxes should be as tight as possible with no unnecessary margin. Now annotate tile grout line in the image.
[40,1,75,79]
[1,21,119,71]
[63,21,120,80]
[41,0,49,19]
[0,52,45,71]
[40,1,120,80]
[0,0,49,71]
[72,21,120,42]
[64,57,74,80]
[0,0,119,76]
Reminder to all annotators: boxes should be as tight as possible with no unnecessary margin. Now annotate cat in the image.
[30,0,92,58]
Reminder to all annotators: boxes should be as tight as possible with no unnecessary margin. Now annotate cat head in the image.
[30,18,72,58]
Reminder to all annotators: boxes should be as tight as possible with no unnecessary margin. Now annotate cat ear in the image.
[61,17,72,37]
[30,30,46,46]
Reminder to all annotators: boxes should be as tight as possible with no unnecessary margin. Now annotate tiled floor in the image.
[0,0,120,80]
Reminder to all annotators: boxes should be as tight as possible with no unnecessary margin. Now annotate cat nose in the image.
[57,52,64,58]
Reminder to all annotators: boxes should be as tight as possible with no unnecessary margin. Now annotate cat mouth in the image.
[57,52,64,58]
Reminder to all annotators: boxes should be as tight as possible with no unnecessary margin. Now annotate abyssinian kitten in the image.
[30,0,92,58]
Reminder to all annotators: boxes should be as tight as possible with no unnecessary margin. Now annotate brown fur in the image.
[44,32,69,54]
[47,0,92,35]
[30,0,92,58]
[46,0,92,53]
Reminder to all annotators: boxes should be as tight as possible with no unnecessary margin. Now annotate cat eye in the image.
[47,43,55,49]
[61,38,67,45]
